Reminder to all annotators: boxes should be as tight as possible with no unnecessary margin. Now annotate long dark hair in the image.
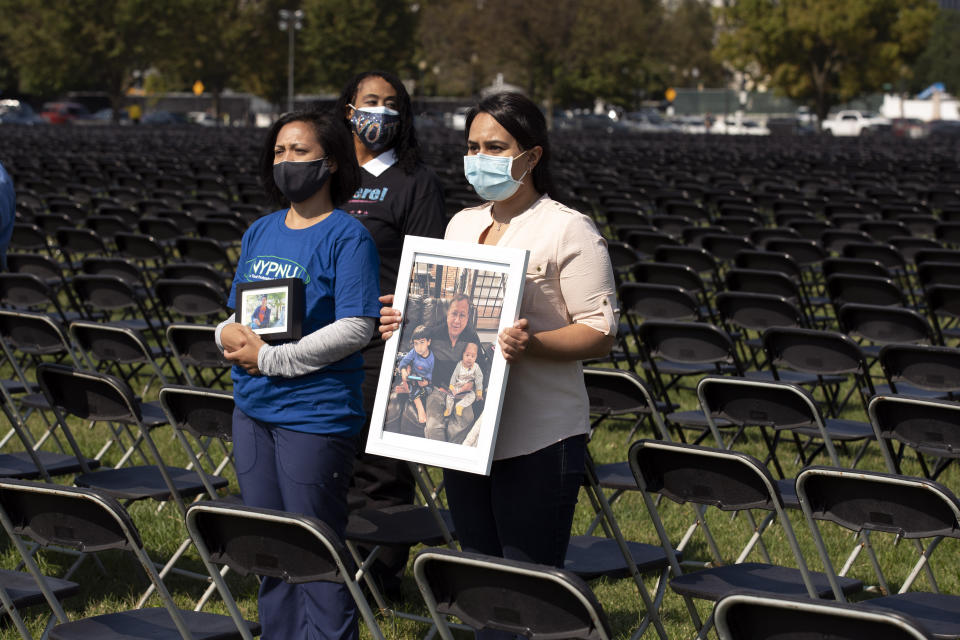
[334,70,421,175]
[259,110,361,209]
[464,92,554,196]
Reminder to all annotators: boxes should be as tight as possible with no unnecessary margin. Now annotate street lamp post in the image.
[278,9,303,113]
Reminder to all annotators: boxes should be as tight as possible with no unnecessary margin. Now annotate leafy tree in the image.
[559,0,666,108]
[0,0,177,116]
[716,0,937,124]
[660,0,727,90]
[297,0,419,93]
[158,0,290,116]
[911,7,960,95]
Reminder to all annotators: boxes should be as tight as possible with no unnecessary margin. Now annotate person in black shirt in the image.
[335,70,446,599]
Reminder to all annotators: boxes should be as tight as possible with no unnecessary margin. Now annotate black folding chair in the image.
[0,479,256,640]
[186,500,383,640]
[714,593,933,640]
[165,324,230,388]
[414,547,613,640]
[797,466,960,640]
[628,439,862,640]
[869,394,960,481]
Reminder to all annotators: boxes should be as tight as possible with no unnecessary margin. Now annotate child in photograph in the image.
[397,325,434,423]
[444,341,484,419]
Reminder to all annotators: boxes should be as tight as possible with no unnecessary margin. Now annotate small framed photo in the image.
[235,278,304,342]
[366,236,528,475]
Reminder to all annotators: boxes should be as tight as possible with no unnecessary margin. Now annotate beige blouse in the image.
[445,194,619,459]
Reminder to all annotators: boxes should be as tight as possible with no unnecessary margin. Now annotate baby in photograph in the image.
[444,341,484,418]
[396,325,434,423]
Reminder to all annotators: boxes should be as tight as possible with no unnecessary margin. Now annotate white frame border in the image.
[366,235,528,475]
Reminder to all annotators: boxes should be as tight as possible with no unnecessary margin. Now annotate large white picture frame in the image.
[366,236,528,475]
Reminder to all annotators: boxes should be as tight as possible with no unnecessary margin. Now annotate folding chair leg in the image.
[195,565,231,612]
[0,584,36,640]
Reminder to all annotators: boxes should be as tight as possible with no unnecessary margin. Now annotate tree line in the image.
[0,0,957,123]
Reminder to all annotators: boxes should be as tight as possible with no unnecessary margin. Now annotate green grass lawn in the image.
[2,359,959,640]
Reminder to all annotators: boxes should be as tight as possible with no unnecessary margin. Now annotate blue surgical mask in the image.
[463,151,529,201]
[349,104,401,151]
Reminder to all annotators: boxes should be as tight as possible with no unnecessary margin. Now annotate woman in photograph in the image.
[216,109,380,640]
[388,292,488,442]
[381,92,618,617]
[335,69,446,598]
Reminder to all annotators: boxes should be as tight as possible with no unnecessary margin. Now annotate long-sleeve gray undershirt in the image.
[215,315,375,377]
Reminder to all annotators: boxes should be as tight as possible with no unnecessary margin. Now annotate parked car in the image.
[890,118,928,139]
[91,107,131,125]
[821,110,890,136]
[622,109,678,133]
[39,101,93,124]
[141,110,189,125]
[0,99,45,124]
[927,119,960,140]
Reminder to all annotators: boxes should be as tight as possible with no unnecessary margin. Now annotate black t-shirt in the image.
[342,161,446,295]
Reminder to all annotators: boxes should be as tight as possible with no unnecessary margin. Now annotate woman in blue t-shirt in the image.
[216,110,381,640]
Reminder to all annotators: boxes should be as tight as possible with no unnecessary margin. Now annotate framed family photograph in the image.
[234,278,305,342]
[366,235,528,475]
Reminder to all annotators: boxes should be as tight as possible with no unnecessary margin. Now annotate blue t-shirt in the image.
[227,209,380,435]
[398,349,434,383]
[0,162,15,271]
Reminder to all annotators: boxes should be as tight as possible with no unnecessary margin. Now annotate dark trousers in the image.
[443,434,587,639]
[347,341,416,592]
[444,434,586,564]
[233,408,358,640]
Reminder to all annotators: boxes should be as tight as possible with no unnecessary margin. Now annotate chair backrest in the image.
[629,439,781,512]
[583,367,671,440]
[36,362,142,424]
[825,273,905,308]
[733,250,802,281]
[159,385,234,441]
[797,465,960,540]
[823,257,892,280]
[868,394,960,472]
[0,479,201,639]
[0,309,75,360]
[155,279,228,319]
[714,593,932,640]
[633,262,705,293]
[619,283,702,322]
[697,375,825,433]
[638,320,738,368]
[186,500,384,640]
[165,323,230,386]
[715,291,804,332]
[796,464,960,602]
[725,268,801,301]
[838,303,934,346]
[413,547,612,640]
[879,344,960,395]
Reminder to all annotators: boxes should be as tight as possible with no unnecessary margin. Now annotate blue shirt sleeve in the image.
[398,350,415,370]
[333,226,381,320]
[0,162,15,271]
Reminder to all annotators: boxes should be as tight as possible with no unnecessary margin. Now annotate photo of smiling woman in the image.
[215,109,380,640]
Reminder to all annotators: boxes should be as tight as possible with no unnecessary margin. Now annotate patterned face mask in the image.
[349,105,401,152]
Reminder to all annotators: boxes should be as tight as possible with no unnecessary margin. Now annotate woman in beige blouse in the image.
[381,93,618,627]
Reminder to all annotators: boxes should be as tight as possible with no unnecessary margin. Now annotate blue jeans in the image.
[443,434,586,639]
[232,408,358,640]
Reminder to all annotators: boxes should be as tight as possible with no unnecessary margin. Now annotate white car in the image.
[821,110,890,136]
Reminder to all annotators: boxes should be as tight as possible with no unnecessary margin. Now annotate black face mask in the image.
[273,158,330,203]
